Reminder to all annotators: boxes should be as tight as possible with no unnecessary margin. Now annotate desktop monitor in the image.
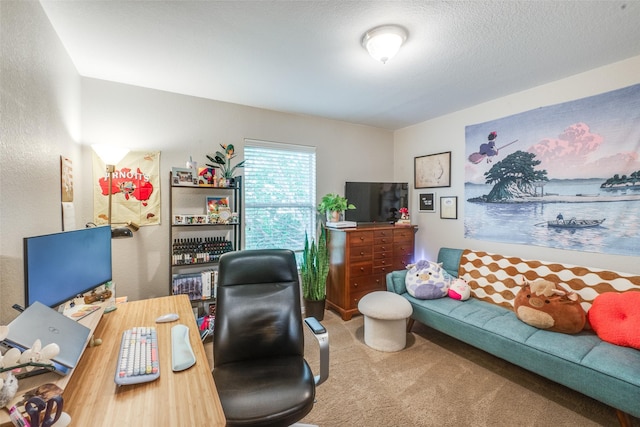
[24,225,112,308]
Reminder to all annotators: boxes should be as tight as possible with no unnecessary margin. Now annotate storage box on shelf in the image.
[169,173,242,316]
[326,224,416,320]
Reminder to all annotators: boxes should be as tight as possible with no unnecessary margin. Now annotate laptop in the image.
[2,301,91,375]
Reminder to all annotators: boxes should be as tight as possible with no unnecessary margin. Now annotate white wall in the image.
[394,55,640,274]
[0,1,83,323]
[80,78,394,302]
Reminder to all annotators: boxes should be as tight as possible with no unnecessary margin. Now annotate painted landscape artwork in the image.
[464,84,640,256]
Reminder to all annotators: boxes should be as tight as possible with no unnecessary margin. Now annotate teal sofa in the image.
[386,247,640,425]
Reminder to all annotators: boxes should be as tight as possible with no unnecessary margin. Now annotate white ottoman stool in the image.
[358,291,413,352]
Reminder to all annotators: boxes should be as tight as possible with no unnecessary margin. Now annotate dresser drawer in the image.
[348,231,374,246]
[393,227,414,242]
[349,245,373,262]
[373,241,393,252]
[394,242,413,256]
[374,229,394,239]
[373,256,393,269]
[349,274,385,293]
[374,236,393,246]
[373,250,392,261]
[349,261,373,277]
[349,279,386,309]
[394,254,413,270]
[373,264,394,276]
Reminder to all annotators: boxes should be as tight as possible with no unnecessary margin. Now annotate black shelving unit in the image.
[169,173,241,315]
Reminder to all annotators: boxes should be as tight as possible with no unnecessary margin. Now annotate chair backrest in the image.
[213,249,304,367]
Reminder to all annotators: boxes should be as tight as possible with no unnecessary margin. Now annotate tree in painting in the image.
[478,151,548,202]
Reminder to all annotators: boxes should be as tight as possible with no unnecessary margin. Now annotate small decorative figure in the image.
[0,372,18,408]
[397,207,411,224]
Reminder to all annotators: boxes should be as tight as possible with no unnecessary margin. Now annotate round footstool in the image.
[358,291,413,352]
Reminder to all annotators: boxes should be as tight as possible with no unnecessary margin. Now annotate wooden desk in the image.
[2,295,225,426]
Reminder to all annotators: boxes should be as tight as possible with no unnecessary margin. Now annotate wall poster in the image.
[93,151,161,227]
[464,83,640,256]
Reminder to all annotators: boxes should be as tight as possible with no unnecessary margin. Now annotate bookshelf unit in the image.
[169,173,242,315]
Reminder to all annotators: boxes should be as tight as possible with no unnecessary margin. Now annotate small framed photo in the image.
[414,151,451,189]
[172,167,197,186]
[197,167,216,186]
[419,193,436,213]
[206,196,230,214]
[440,196,458,219]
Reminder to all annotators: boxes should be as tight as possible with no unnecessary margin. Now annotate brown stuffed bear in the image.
[514,279,586,334]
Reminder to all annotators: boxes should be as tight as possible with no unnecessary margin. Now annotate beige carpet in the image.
[298,310,638,427]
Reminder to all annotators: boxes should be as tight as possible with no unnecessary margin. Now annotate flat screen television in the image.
[344,182,409,224]
[24,226,112,308]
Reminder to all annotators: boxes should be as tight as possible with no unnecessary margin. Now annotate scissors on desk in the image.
[25,395,63,427]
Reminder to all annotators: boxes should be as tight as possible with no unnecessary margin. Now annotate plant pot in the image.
[304,298,326,321]
[327,210,342,222]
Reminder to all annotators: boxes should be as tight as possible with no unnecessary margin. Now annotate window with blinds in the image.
[243,140,316,255]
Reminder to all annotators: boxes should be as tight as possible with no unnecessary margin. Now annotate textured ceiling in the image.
[40,1,640,130]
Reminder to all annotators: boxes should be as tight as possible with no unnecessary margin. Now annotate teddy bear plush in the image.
[448,277,471,301]
[513,278,586,334]
[405,260,450,299]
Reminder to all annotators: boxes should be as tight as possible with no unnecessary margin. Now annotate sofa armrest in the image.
[386,270,408,294]
[437,247,464,278]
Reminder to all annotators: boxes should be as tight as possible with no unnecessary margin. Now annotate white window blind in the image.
[244,139,316,254]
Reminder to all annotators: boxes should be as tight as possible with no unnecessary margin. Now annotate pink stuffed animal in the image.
[448,278,471,301]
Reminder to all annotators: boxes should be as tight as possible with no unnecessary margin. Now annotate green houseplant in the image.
[300,226,329,320]
[317,193,356,222]
[205,144,245,179]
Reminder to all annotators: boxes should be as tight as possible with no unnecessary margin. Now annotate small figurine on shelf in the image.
[397,207,411,225]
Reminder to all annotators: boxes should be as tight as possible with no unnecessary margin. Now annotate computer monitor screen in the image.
[24,226,112,308]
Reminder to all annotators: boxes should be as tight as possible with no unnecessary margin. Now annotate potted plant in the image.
[205,144,245,186]
[300,226,329,320]
[317,193,356,222]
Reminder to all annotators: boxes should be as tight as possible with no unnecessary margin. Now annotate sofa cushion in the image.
[589,291,640,350]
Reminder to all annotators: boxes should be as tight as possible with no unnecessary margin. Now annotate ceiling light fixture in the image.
[362,24,408,64]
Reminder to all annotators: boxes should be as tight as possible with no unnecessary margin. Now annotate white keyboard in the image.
[171,324,196,371]
[114,326,160,385]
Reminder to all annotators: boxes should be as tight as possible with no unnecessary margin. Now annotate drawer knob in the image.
[354,282,358,287]
[360,267,365,272]
[360,251,365,255]
[360,236,365,241]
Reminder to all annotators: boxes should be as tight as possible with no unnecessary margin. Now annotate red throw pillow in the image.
[588,292,640,350]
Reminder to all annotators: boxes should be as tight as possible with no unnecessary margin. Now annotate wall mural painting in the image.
[93,151,161,227]
[464,83,640,256]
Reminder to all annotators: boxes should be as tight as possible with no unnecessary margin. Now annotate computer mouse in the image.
[155,313,179,323]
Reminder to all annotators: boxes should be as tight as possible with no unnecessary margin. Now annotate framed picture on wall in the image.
[414,151,451,188]
[419,193,436,213]
[440,196,458,219]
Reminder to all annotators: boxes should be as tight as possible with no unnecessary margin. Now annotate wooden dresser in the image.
[326,224,416,320]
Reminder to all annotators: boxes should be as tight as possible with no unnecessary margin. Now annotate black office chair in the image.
[212,249,329,427]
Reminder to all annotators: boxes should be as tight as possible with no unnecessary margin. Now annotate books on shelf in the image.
[172,270,219,301]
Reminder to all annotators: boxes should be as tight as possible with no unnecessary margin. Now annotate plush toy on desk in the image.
[448,278,471,301]
[514,278,586,334]
[405,260,451,299]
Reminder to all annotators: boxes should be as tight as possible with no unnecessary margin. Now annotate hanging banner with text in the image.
[93,151,161,227]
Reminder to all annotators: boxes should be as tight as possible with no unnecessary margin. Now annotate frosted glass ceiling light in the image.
[362,25,408,64]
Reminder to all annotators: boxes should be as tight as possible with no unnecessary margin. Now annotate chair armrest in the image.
[304,316,329,386]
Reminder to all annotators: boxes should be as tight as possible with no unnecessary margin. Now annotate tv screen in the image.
[24,226,112,308]
[344,182,409,223]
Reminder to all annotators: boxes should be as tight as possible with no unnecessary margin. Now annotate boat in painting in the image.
[547,218,606,228]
